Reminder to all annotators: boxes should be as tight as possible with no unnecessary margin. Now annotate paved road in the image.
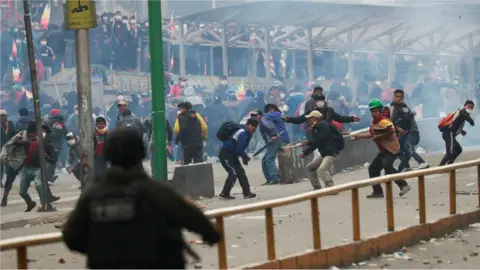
[348,224,480,269]
[1,151,479,269]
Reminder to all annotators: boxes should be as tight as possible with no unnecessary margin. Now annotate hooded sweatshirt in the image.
[261,111,290,143]
[174,110,204,148]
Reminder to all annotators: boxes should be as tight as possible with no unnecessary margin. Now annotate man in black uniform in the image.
[62,127,220,269]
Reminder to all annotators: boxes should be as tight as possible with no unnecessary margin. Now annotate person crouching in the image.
[218,118,258,200]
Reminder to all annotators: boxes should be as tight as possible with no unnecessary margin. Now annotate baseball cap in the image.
[0,109,7,116]
[305,110,323,119]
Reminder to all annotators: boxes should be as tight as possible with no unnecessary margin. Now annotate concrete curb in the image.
[241,209,480,269]
[1,212,70,231]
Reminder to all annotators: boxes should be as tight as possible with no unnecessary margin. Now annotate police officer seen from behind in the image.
[62,127,220,269]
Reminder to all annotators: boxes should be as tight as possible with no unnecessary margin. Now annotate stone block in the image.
[170,162,215,199]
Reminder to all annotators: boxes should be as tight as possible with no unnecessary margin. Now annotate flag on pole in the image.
[40,3,51,30]
[262,51,276,77]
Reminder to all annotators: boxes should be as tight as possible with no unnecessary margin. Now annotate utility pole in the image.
[22,0,49,208]
[147,0,167,180]
[64,0,96,184]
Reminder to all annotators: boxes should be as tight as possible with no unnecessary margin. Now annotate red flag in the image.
[11,39,17,57]
[169,13,175,40]
[170,55,174,69]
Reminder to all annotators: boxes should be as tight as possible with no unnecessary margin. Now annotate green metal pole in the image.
[148,0,167,180]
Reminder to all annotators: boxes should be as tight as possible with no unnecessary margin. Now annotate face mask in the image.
[180,82,186,87]
[42,132,46,138]
[117,95,124,101]
[177,110,181,115]
[145,22,149,27]
[16,39,22,44]
[68,139,76,145]
[130,20,136,24]
[220,80,227,85]
[122,20,128,24]
[74,110,78,116]
[40,41,47,46]
[466,109,473,114]
[280,93,286,99]
[115,15,121,20]
[316,101,325,108]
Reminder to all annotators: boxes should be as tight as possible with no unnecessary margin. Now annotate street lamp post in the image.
[147,0,167,180]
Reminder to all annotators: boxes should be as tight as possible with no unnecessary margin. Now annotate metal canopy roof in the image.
[170,1,480,56]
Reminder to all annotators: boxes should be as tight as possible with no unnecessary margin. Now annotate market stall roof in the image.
[175,1,480,55]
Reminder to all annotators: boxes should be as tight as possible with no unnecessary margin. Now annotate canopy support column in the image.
[209,46,214,76]
[428,32,436,72]
[251,48,257,78]
[221,23,228,76]
[291,50,296,80]
[468,35,476,90]
[347,30,354,87]
[387,32,395,84]
[264,27,271,80]
[307,27,313,82]
[179,22,186,76]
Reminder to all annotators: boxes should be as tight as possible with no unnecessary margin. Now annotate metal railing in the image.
[1,159,480,269]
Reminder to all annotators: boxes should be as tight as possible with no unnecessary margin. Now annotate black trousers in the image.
[2,165,22,196]
[218,149,251,196]
[369,151,408,194]
[182,146,204,165]
[439,130,462,166]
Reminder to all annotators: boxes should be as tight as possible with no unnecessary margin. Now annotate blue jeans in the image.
[19,167,45,205]
[261,139,284,183]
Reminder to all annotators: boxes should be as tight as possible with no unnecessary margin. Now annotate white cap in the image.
[0,109,7,116]
[66,132,75,138]
[305,110,322,119]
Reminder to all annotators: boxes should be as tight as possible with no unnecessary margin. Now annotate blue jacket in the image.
[260,111,290,143]
[221,126,251,157]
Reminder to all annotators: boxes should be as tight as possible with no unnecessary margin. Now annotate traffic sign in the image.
[64,0,97,29]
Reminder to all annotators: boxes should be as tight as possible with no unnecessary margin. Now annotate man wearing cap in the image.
[298,110,344,190]
[352,99,411,198]
[168,77,187,98]
[0,110,16,188]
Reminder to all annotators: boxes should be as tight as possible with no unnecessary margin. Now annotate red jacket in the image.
[169,84,182,97]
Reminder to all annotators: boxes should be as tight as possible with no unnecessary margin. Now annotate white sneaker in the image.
[418,163,430,169]
[48,181,55,186]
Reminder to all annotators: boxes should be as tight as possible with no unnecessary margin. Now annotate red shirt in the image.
[24,141,39,167]
[169,84,182,97]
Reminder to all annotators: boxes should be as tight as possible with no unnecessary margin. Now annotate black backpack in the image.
[216,121,242,142]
